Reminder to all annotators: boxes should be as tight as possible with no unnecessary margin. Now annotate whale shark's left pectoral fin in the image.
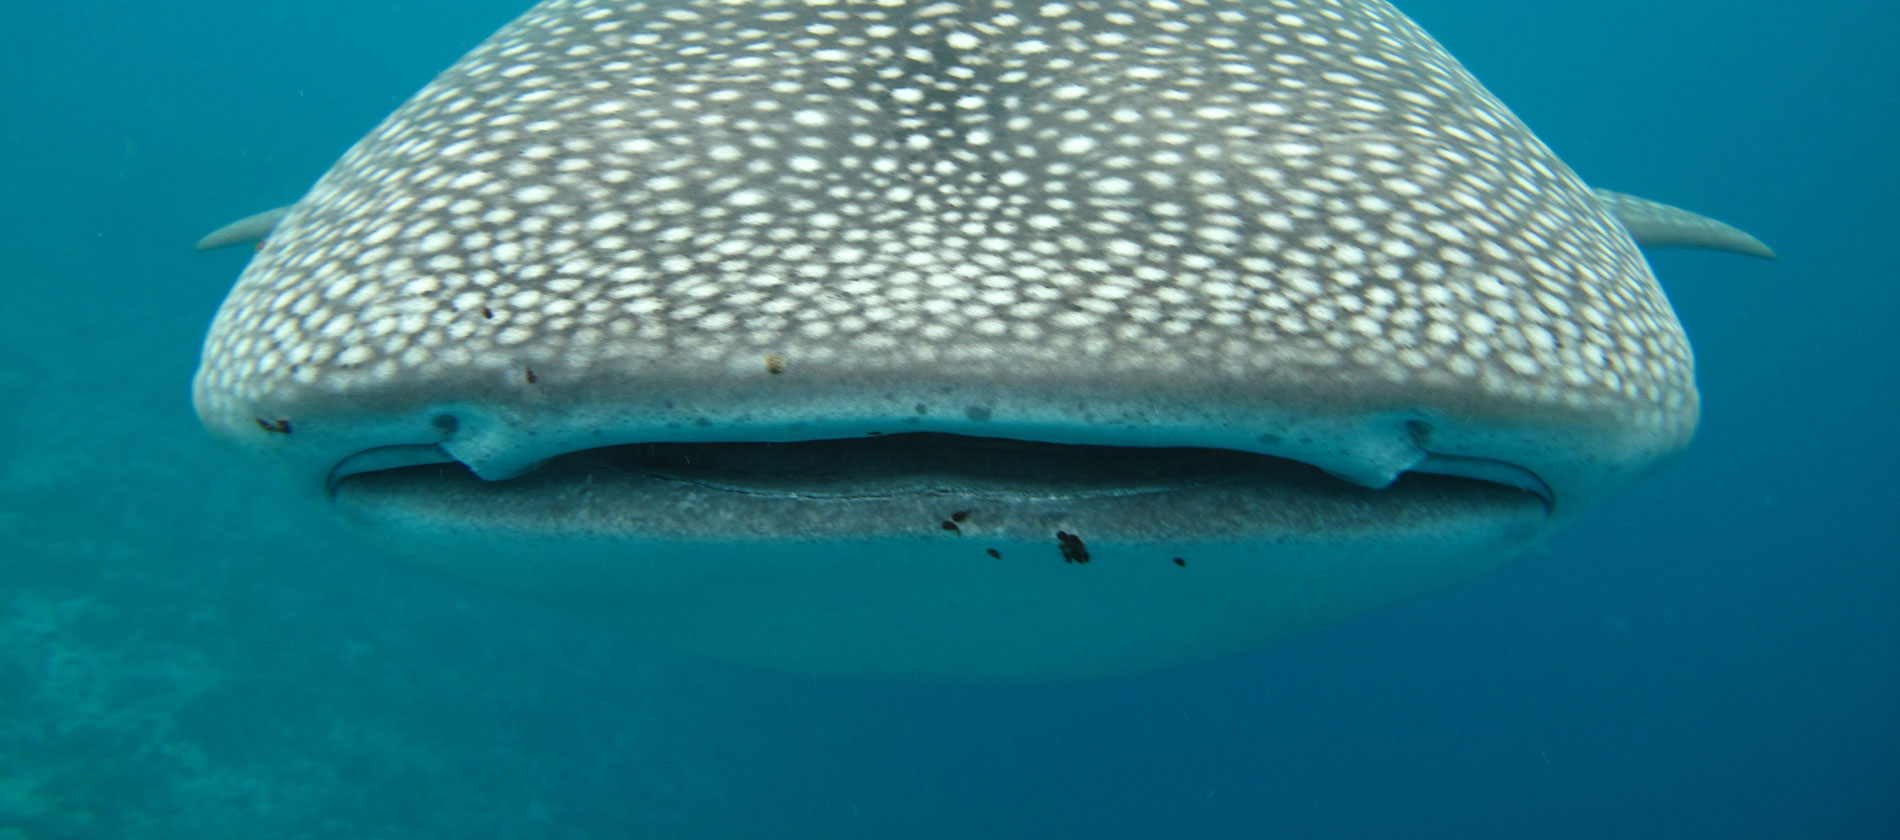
[194,205,294,251]
[1593,189,1777,260]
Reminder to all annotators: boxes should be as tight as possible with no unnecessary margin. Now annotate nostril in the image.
[432,414,459,436]
[1405,419,1434,446]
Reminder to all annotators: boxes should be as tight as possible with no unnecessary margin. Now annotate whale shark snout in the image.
[192,0,1765,679]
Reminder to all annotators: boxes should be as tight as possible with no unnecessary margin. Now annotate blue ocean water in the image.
[1,0,1894,836]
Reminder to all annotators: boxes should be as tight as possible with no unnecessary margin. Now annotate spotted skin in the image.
[196,0,1693,454]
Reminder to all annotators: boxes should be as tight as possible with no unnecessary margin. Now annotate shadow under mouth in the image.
[333,432,1551,543]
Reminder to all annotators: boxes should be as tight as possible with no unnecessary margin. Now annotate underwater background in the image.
[1,0,1894,837]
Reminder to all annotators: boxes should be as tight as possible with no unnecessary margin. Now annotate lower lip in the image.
[326,434,1549,678]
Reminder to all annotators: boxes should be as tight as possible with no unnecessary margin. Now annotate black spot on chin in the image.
[1056,531,1089,564]
[965,405,993,421]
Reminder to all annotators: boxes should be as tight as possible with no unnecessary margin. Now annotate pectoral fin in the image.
[1594,189,1776,260]
[194,205,293,251]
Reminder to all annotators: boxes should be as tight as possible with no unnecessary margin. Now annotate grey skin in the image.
[193,0,1772,680]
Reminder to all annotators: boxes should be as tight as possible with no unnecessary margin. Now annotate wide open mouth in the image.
[330,432,1552,544]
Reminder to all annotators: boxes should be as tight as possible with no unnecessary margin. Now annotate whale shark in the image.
[194,0,1771,679]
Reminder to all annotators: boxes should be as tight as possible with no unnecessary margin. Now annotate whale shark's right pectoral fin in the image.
[1594,189,1777,260]
[194,205,294,251]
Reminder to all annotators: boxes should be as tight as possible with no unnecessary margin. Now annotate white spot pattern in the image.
[198,0,1693,434]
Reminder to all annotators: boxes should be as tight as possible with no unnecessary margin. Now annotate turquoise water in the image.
[2,1,1895,837]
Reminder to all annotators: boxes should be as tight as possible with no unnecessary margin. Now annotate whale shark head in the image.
[195,0,1703,679]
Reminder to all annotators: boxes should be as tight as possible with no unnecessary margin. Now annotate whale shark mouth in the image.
[319,430,1556,679]
[328,432,1552,544]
